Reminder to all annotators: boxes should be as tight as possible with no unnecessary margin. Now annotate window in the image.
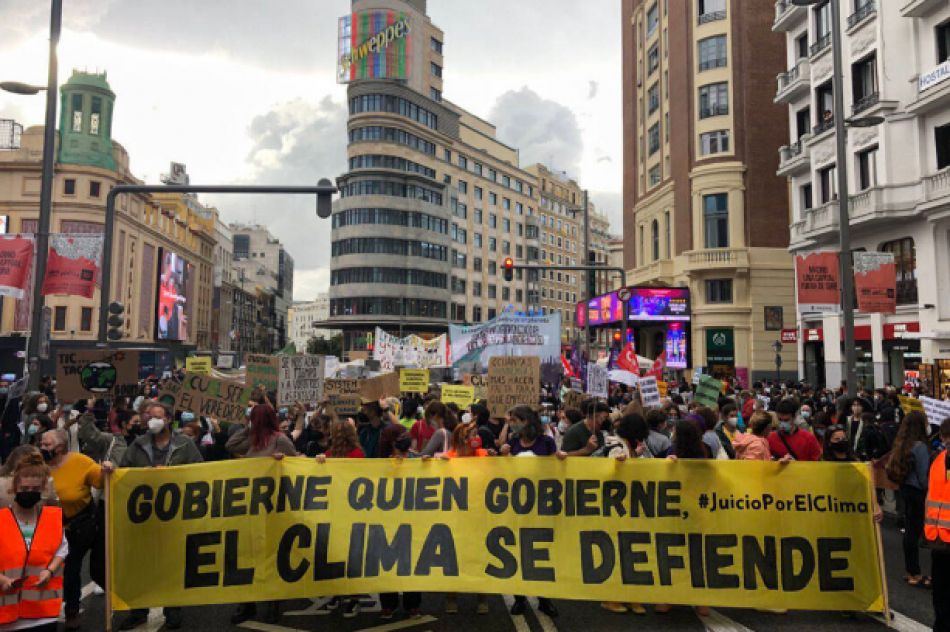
[444,149,452,162]
[502,241,511,255]
[815,1,832,41]
[652,220,660,262]
[698,36,727,71]
[648,83,660,115]
[937,123,950,170]
[349,95,438,129]
[474,186,483,200]
[90,97,102,135]
[475,163,483,176]
[852,54,878,113]
[488,285,497,299]
[458,180,468,194]
[488,169,497,182]
[474,257,483,272]
[706,279,733,304]
[700,130,730,156]
[71,94,82,132]
[648,43,659,75]
[815,81,834,129]
[488,261,496,276]
[489,193,498,206]
[639,226,645,265]
[502,287,510,301]
[474,208,483,224]
[801,183,814,211]
[703,193,729,248]
[489,237,497,252]
[503,218,510,232]
[881,238,917,305]
[473,282,482,297]
[64,179,76,195]
[474,233,483,247]
[665,210,671,256]
[646,3,659,36]
[698,0,726,22]
[489,214,497,228]
[857,146,878,190]
[473,306,482,322]
[795,107,811,139]
[89,181,101,198]
[819,164,838,203]
[503,198,511,211]
[80,307,93,332]
[939,20,950,63]
[430,62,442,78]
[54,306,67,331]
[699,83,728,118]
[648,123,660,155]
[796,33,809,60]
[459,156,468,170]
[430,87,442,102]
[431,37,443,54]
[649,165,662,187]
[349,126,436,154]
[502,175,510,187]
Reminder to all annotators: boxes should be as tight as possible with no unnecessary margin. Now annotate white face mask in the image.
[461,413,472,424]
[558,420,571,434]
[148,418,166,434]
[37,403,48,413]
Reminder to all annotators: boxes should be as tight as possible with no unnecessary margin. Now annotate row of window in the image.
[63,178,103,198]
[349,95,438,130]
[330,297,447,319]
[348,154,436,179]
[51,305,94,332]
[339,180,444,205]
[348,126,436,155]
[331,267,448,289]
[444,149,533,197]
[331,208,448,234]
[69,93,110,137]
[331,238,448,261]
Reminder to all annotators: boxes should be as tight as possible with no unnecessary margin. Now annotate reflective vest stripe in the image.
[0,506,64,625]
[0,568,23,579]
[19,589,64,602]
[927,500,950,511]
[925,517,950,529]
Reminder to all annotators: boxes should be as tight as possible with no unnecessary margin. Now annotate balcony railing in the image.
[778,65,800,90]
[698,10,726,25]
[811,33,831,57]
[852,91,880,115]
[780,140,803,162]
[700,104,729,119]
[847,0,877,28]
[813,116,835,136]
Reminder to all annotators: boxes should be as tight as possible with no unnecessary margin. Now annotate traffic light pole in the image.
[98,182,337,344]
[512,263,628,363]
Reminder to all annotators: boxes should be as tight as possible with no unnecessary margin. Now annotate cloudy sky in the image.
[0,0,623,300]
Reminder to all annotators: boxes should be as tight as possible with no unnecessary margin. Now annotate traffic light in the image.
[503,258,514,282]
[613,331,622,343]
[107,302,124,341]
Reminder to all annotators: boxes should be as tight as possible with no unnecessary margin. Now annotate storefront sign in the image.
[804,328,823,342]
[920,60,950,92]
[705,329,734,364]
[795,252,840,313]
[781,329,799,343]
[884,323,920,339]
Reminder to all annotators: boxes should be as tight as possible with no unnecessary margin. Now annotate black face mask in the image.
[15,491,42,509]
[127,425,145,437]
[40,448,55,463]
[830,441,848,453]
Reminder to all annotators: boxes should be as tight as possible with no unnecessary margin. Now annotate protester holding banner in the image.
[118,403,201,631]
[887,411,934,589]
[0,453,67,632]
[732,411,774,461]
[767,399,822,462]
[500,406,557,458]
[557,400,609,457]
[226,404,297,459]
[715,404,739,460]
[645,409,673,458]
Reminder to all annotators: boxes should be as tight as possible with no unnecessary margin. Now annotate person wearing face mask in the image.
[0,445,59,510]
[117,404,201,631]
[416,402,456,457]
[767,399,822,462]
[0,453,67,632]
[557,400,610,458]
[555,409,582,442]
[38,429,110,630]
[844,397,874,455]
[72,401,130,466]
[797,404,814,433]
[714,404,739,460]
[644,409,673,458]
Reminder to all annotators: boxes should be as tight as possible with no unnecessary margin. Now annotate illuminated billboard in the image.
[628,288,691,322]
[338,11,413,84]
[666,322,688,369]
[575,292,624,327]
[155,249,192,342]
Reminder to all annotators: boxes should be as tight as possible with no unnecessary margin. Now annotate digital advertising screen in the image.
[665,322,688,369]
[155,249,192,342]
[576,292,624,327]
[338,11,413,84]
[628,288,691,322]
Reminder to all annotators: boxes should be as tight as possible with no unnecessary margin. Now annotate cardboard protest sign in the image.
[57,349,139,401]
[920,396,950,426]
[463,374,488,402]
[360,372,400,402]
[324,379,361,417]
[246,355,279,392]
[278,355,326,406]
[487,356,540,418]
[158,373,252,423]
[442,385,475,409]
[586,363,608,398]
[400,369,430,394]
[186,357,212,375]
[756,395,771,411]
[899,396,925,417]
[639,376,662,409]
[695,375,723,408]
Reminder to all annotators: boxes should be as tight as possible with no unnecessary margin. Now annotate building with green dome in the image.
[57,69,115,171]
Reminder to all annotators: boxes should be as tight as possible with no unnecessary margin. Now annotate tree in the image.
[307,335,343,357]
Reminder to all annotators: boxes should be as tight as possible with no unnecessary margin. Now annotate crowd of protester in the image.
[0,371,948,631]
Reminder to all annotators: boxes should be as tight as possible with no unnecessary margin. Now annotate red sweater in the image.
[767,430,822,462]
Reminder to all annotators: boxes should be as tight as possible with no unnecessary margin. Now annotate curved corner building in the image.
[328,0,543,358]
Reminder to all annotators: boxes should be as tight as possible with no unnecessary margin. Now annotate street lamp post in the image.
[791,0,884,394]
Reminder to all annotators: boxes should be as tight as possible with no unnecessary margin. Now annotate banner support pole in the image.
[104,470,114,632]
[869,464,891,627]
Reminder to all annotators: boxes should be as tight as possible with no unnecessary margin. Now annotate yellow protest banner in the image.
[899,396,925,416]
[185,357,212,375]
[441,385,475,409]
[400,369,429,394]
[109,459,884,613]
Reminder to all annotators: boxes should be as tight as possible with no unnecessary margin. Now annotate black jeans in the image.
[64,508,97,613]
[900,485,927,576]
[934,551,950,632]
[379,592,422,612]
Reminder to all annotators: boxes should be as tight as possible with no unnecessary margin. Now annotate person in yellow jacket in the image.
[924,418,950,632]
[0,453,67,632]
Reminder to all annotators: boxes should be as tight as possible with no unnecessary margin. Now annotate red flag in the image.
[561,355,574,378]
[617,343,638,373]
[647,351,666,380]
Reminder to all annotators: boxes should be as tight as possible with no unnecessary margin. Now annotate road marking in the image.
[350,616,439,632]
[528,597,559,632]
[501,595,532,632]
[239,623,306,632]
[285,594,381,616]
[872,610,931,632]
[699,609,755,632]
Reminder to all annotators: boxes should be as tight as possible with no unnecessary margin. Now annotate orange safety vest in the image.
[0,505,65,625]
[924,450,950,550]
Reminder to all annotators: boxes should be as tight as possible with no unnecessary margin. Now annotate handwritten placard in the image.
[487,356,540,418]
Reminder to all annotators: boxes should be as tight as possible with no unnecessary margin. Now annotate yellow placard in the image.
[185,357,212,376]
[441,385,475,409]
[658,381,668,398]
[400,369,429,393]
[898,396,924,416]
[109,459,884,613]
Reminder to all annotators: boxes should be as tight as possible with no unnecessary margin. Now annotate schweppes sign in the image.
[338,12,412,84]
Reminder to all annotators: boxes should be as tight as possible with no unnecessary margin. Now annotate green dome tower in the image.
[57,70,115,171]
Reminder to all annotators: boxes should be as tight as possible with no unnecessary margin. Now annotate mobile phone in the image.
[9,578,24,590]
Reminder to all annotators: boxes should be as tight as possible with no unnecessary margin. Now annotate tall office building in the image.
[622,0,798,383]
[230,223,294,350]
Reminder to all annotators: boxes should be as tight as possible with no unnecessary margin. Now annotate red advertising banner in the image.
[853,252,896,314]
[42,235,103,299]
[795,252,840,313]
[0,236,35,299]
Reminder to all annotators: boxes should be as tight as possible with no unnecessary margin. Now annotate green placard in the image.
[694,374,723,408]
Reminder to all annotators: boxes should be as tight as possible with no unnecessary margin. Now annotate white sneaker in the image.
[92,584,105,596]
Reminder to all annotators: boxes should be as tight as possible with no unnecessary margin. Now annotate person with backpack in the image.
[887,411,933,588]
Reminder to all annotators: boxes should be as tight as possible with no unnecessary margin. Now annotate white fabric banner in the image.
[373,328,448,371]
[920,396,950,427]
[448,313,563,384]
[608,369,639,388]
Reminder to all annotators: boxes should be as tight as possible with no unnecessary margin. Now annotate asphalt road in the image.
[67,517,936,632]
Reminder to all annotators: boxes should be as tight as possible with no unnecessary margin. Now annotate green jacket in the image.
[120,432,203,468]
[77,412,128,464]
